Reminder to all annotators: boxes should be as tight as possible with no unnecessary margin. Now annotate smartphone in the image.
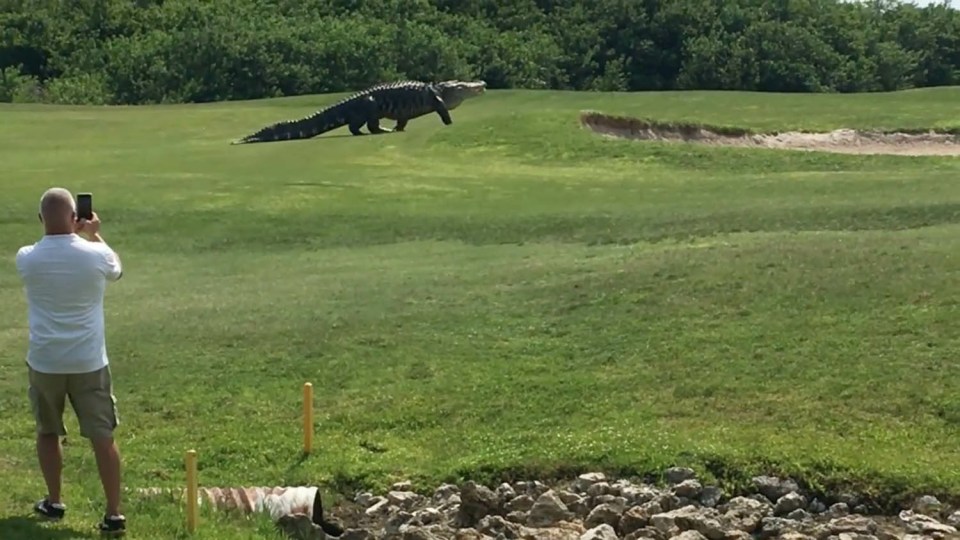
[76,192,93,220]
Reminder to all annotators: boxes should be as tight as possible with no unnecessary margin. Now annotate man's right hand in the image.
[76,212,103,241]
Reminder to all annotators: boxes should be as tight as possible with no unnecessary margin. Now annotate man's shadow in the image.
[0,516,95,539]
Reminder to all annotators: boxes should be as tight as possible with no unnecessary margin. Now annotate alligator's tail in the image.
[231,102,350,144]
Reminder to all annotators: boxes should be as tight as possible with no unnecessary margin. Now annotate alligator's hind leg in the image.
[366,117,393,134]
[347,95,381,135]
[348,116,366,136]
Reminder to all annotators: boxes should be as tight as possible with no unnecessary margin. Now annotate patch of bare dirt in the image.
[579,111,960,156]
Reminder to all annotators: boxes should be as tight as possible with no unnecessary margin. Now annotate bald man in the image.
[15,187,126,536]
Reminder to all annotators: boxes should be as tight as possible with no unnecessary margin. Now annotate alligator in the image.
[231,79,486,144]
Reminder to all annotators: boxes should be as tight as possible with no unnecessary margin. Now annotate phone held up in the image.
[76,192,93,221]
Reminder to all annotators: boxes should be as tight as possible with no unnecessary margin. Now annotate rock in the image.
[665,467,697,485]
[912,495,943,516]
[496,483,518,503]
[672,480,703,500]
[751,476,800,502]
[400,526,443,540]
[672,508,728,540]
[452,530,487,540]
[580,524,619,540]
[828,503,851,517]
[527,490,573,528]
[567,496,591,517]
[455,481,500,527]
[699,487,723,508]
[757,517,804,539]
[574,473,608,493]
[629,486,663,506]
[774,534,816,540]
[256,475,958,540]
[721,496,770,533]
[786,509,809,521]
[624,527,666,540]
[585,503,624,529]
[619,502,661,535]
[388,491,421,509]
[433,484,459,502]
[476,515,520,538]
[592,494,619,506]
[392,481,413,491]
[775,492,807,516]
[513,481,548,499]
[587,482,615,497]
[828,515,878,535]
[506,494,536,513]
[899,509,958,535]
[947,510,960,527]
[670,531,708,540]
[650,506,702,537]
[837,493,860,508]
[414,507,443,526]
[341,529,375,540]
[365,498,391,517]
[657,494,683,512]
[505,510,528,524]
[384,511,414,536]
[807,498,828,514]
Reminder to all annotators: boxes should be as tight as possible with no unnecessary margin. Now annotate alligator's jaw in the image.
[439,80,486,110]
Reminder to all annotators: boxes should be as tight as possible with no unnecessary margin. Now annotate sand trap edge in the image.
[578,111,960,156]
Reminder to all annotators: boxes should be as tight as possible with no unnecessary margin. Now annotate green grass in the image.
[1,86,959,538]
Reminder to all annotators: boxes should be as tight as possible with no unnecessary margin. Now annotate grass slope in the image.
[1,86,959,539]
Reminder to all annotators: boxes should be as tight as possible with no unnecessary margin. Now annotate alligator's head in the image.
[436,80,486,109]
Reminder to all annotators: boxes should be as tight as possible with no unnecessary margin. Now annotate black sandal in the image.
[33,498,66,521]
[98,514,126,536]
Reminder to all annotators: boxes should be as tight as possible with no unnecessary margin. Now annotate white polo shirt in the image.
[15,233,123,374]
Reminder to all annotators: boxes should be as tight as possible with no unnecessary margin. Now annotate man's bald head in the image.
[38,187,77,234]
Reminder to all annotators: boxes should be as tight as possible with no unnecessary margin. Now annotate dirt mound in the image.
[579,111,960,156]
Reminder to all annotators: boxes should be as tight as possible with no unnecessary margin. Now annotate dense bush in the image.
[1,0,957,105]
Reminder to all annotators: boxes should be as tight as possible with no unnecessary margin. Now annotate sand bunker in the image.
[580,111,960,156]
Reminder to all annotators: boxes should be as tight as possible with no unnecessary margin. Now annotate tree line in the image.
[1,0,958,105]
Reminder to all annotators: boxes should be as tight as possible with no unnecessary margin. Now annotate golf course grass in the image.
[1,86,959,538]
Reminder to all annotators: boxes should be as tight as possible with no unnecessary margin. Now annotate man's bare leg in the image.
[92,437,122,516]
[37,433,63,504]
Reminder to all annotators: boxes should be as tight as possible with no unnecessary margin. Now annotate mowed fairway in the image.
[1,87,959,538]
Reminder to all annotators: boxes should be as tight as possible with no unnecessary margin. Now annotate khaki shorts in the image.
[28,364,119,440]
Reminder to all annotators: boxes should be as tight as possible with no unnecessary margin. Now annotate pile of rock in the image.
[277,469,960,540]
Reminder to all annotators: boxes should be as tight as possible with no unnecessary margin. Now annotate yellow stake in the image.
[303,382,314,454]
[185,449,198,533]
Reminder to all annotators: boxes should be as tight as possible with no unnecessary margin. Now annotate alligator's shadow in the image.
[316,131,403,139]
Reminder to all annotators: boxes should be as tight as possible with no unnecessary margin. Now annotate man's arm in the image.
[14,245,32,279]
[77,212,122,281]
[89,235,123,281]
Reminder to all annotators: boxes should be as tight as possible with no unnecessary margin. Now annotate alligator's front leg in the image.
[432,96,452,125]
